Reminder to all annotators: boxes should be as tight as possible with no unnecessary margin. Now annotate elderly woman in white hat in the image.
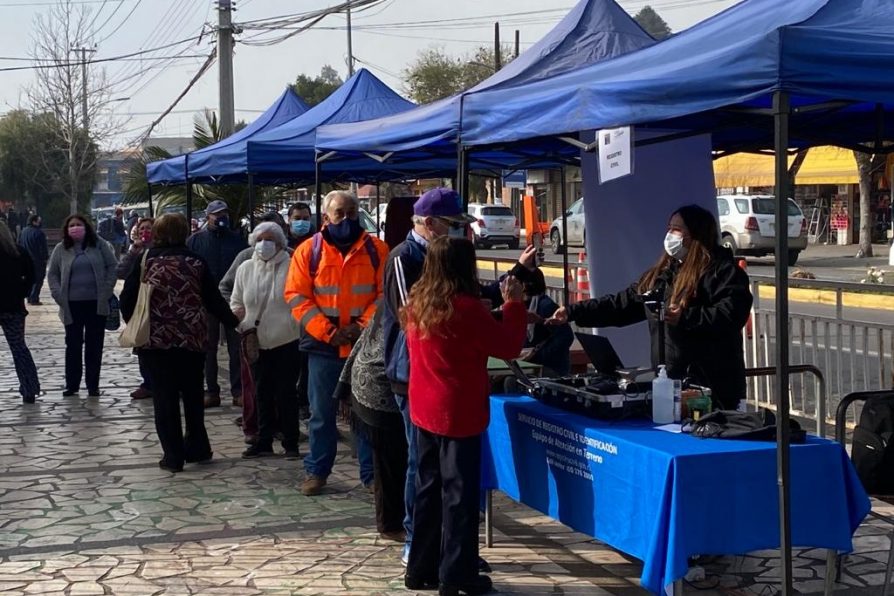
[230,221,302,459]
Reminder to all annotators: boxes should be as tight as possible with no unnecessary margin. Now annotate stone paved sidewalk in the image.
[0,297,892,595]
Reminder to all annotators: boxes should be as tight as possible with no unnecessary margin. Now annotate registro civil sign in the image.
[597,126,633,183]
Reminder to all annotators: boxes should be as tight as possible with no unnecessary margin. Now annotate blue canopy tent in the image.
[461,0,894,592]
[146,86,309,185]
[314,0,656,185]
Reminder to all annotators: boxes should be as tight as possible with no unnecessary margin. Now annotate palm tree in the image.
[121,110,290,220]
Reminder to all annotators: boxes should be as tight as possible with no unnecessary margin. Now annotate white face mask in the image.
[663,232,687,260]
[255,240,278,261]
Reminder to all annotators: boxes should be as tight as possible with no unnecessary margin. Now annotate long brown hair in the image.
[62,215,98,249]
[638,204,719,308]
[401,236,480,338]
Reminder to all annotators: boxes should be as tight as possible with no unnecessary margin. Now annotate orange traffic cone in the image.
[737,258,753,339]
[577,252,590,301]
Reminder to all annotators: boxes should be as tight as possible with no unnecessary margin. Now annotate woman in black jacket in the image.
[549,204,752,409]
[0,222,41,403]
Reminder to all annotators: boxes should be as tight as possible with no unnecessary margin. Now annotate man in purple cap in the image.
[380,187,537,572]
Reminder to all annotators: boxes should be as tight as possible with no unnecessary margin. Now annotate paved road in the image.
[1,289,893,594]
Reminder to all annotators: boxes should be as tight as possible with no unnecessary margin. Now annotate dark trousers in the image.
[0,312,40,398]
[137,351,152,390]
[29,262,46,304]
[204,313,241,397]
[64,300,105,393]
[368,417,409,534]
[255,340,301,451]
[407,429,482,585]
[142,348,211,467]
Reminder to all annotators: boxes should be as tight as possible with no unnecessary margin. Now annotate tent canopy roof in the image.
[462,0,894,154]
[314,0,655,170]
[146,87,309,185]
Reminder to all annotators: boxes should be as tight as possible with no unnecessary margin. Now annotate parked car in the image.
[468,203,520,249]
[549,197,586,254]
[716,194,808,266]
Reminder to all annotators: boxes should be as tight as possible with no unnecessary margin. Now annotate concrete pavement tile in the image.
[68,581,105,595]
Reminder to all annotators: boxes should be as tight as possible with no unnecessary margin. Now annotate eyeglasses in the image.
[437,218,465,230]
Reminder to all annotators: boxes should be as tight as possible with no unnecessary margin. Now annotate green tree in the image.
[0,109,95,226]
[292,65,344,107]
[634,6,672,40]
[403,45,516,104]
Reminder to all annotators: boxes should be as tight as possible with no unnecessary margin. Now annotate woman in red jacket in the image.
[402,236,526,596]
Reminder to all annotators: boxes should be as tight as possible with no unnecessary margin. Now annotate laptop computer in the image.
[575,333,625,377]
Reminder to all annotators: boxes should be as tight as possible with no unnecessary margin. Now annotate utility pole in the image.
[217,0,235,137]
[494,22,501,71]
[346,1,354,76]
[71,46,95,129]
[514,30,520,58]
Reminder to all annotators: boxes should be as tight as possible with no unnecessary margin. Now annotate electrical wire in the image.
[95,0,142,44]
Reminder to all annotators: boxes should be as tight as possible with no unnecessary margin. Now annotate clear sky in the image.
[0,0,741,149]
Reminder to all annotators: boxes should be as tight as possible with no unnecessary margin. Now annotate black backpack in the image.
[852,395,894,495]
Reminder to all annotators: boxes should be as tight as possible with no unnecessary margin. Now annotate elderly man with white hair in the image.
[231,221,302,459]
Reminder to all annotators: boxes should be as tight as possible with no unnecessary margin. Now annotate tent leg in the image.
[315,159,323,230]
[773,89,793,596]
[375,181,381,231]
[146,183,153,217]
[560,167,570,306]
[248,174,256,230]
[458,146,470,209]
[185,154,192,225]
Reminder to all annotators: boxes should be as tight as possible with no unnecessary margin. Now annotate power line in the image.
[95,0,142,44]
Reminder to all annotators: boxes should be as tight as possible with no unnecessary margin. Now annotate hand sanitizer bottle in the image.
[652,365,674,424]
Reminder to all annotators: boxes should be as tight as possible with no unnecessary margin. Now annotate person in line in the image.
[402,236,526,596]
[548,204,752,409]
[117,217,155,400]
[285,202,315,420]
[187,199,247,408]
[285,190,388,496]
[120,214,239,473]
[47,215,117,398]
[510,269,574,376]
[99,207,128,259]
[382,187,538,566]
[0,222,41,403]
[286,202,314,249]
[0,198,12,227]
[335,307,407,542]
[18,214,49,306]
[219,212,292,445]
[231,221,302,459]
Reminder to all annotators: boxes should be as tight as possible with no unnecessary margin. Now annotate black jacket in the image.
[18,225,48,265]
[186,227,247,283]
[566,248,752,409]
[0,248,34,314]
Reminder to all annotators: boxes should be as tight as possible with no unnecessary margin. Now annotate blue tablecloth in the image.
[482,395,871,594]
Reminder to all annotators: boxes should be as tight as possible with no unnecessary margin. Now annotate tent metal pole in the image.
[773,89,793,596]
[248,174,256,230]
[146,183,153,217]
[375,181,381,231]
[559,166,570,306]
[185,154,192,225]
[315,159,323,230]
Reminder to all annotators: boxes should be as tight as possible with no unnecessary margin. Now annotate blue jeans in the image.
[395,393,418,544]
[305,353,373,482]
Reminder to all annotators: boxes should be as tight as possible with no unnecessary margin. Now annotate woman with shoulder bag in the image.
[47,214,117,397]
[117,217,155,400]
[120,214,238,473]
[231,222,302,459]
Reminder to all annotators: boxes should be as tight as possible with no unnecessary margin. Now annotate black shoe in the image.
[87,389,101,398]
[477,557,491,573]
[62,389,78,397]
[158,459,183,473]
[22,395,36,404]
[439,575,493,596]
[185,452,213,465]
[282,448,300,460]
[242,444,274,459]
[405,575,439,591]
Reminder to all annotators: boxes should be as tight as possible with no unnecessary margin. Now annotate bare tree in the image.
[27,0,119,216]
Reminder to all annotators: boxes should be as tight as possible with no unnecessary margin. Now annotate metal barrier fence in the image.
[477,257,894,432]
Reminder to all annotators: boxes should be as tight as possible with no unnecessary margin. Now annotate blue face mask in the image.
[290,219,312,237]
[328,217,362,245]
